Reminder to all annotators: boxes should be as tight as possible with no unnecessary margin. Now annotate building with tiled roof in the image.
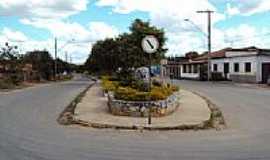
[162,46,270,83]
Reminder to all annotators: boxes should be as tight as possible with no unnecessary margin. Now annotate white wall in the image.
[211,54,270,82]
[226,51,257,57]
[211,56,257,80]
[180,64,200,79]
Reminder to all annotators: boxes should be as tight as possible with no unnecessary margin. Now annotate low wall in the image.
[230,74,257,83]
[107,91,180,117]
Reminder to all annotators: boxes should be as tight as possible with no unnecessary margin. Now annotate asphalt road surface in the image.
[1,78,270,160]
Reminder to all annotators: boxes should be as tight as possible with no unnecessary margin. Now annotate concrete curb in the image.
[57,81,96,125]
[189,91,226,130]
[58,83,225,131]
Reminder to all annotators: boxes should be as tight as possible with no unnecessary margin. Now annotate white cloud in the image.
[19,19,119,64]
[226,0,270,16]
[1,27,28,42]
[0,0,88,19]
[87,22,119,41]
[226,3,240,16]
[0,0,100,64]
[222,24,270,48]
[20,18,119,42]
[96,0,225,56]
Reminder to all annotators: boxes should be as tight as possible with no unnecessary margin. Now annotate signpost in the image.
[141,35,159,125]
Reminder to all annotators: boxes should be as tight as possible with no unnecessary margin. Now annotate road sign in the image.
[141,35,159,54]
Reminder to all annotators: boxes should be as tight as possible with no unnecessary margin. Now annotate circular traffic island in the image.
[102,76,180,118]
[70,75,225,131]
[108,90,180,117]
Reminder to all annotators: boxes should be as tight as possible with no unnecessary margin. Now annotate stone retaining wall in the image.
[107,91,180,117]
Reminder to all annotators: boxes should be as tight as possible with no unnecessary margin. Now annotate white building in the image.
[163,47,270,84]
[211,47,270,83]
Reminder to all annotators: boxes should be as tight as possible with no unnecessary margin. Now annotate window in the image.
[194,64,198,73]
[234,63,239,72]
[245,62,251,72]
[183,64,187,73]
[213,64,218,72]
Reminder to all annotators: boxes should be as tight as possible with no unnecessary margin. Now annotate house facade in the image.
[162,47,270,84]
[211,47,270,83]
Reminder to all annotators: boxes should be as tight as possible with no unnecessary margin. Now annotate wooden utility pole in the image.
[54,37,58,79]
[197,10,214,81]
[65,51,68,63]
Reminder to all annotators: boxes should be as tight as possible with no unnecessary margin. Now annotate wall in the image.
[180,64,200,79]
[211,56,257,79]
[107,91,180,117]
[211,54,270,83]
[211,56,257,82]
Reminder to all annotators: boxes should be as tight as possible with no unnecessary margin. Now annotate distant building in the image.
[162,46,270,84]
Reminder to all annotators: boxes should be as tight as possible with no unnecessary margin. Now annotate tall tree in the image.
[0,42,21,73]
[23,50,54,80]
[85,19,167,75]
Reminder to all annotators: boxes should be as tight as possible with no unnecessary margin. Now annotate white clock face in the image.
[141,35,159,54]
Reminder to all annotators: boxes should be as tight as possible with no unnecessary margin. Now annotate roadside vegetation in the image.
[85,19,174,101]
[101,76,179,101]
[0,42,75,90]
[84,19,167,76]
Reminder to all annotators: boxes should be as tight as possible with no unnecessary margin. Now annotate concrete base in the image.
[74,84,212,130]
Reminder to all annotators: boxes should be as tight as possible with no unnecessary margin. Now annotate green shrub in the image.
[101,76,180,101]
[114,87,137,100]
[114,85,179,101]
[152,79,162,87]
[149,89,167,100]
[133,80,149,92]
[101,79,119,92]
[0,78,15,89]
[9,73,23,85]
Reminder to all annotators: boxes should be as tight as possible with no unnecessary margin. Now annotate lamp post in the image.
[197,10,214,81]
[54,38,75,79]
[184,11,214,81]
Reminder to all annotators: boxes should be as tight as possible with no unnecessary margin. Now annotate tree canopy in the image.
[85,19,167,75]
[23,50,54,80]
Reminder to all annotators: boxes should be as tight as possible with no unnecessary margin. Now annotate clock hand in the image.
[146,39,154,49]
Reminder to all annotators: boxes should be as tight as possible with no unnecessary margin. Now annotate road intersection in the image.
[1,78,270,160]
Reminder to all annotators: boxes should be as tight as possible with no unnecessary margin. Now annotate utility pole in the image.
[65,51,68,63]
[54,37,58,80]
[197,10,214,81]
[70,55,72,64]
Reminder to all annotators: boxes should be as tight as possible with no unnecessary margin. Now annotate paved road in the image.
[1,78,270,160]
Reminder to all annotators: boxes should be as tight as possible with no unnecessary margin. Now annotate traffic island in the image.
[58,83,226,131]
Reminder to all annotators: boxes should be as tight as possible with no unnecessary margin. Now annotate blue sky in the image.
[1,0,270,63]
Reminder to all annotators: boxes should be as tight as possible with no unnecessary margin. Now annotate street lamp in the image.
[184,19,208,37]
[184,11,213,81]
[196,10,214,81]
[54,38,75,79]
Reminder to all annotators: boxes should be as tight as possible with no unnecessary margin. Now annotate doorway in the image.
[262,63,270,83]
[224,63,230,80]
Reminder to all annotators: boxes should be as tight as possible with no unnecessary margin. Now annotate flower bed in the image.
[101,76,179,101]
[108,91,180,117]
[101,76,180,117]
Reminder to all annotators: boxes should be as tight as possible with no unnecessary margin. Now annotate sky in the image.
[1,0,270,64]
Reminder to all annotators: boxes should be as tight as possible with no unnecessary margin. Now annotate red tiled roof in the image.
[194,48,232,61]
[171,46,270,65]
